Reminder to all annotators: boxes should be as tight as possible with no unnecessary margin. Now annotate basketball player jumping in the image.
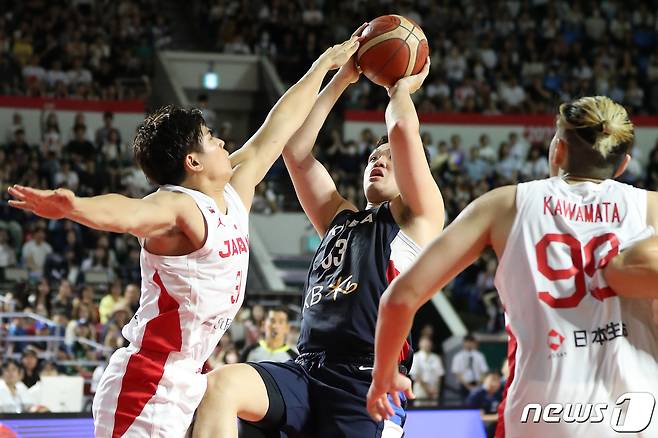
[7,36,361,438]
[368,96,658,438]
[193,58,442,438]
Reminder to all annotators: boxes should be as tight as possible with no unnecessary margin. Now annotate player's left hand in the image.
[386,56,431,96]
[367,371,414,422]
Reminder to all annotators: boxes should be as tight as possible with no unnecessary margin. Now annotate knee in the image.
[206,365,241,399]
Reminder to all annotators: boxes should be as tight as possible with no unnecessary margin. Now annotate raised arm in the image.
[603,191,658,298]
[386,59,445,240]
[367,186,516,421]
[228,36,361,209]
[282,61,361,236]
[7,185,202,241]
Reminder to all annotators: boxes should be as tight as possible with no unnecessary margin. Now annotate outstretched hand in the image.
[7,185,75,219]
[387,57,431,96]
[317,32,363,71]
[335,22,369,84]
[367,371,415,422]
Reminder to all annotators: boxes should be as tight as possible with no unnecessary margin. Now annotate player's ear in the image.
[184,153,203,173]
[552,138,567,169]
[612,154,631,178]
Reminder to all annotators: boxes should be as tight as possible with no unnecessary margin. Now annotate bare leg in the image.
[193,364,269,438]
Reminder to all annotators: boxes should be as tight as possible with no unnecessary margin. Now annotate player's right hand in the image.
[7,185,75,219]
[336,22,369,84]
[387,56,431,96]
[317,34,361,71]
[367,371,414,422]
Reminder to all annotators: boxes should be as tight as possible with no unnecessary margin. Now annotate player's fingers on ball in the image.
[352,22,368,37]
[421,59,431,75]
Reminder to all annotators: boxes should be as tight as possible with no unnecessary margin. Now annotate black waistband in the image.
[295,351,408,375]
[296,351,375,367]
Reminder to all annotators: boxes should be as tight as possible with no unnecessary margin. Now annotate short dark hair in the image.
[2,358,21,372]
[133,105,206,186]
[464,333,477,343]
[374,135,431,165]
[267,306,289,321]
[103,111,114,120]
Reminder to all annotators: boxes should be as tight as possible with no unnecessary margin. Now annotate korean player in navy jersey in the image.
[193,30,444,438]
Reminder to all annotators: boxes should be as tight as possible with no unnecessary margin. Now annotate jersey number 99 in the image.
[535,233,619,308]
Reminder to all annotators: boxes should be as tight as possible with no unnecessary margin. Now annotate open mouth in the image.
[369,168,385,179]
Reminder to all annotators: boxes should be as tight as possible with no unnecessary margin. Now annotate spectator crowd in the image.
[0,0,172,100]
[204,0,658,115]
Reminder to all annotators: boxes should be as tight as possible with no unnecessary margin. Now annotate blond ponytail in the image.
[558,96,634,158]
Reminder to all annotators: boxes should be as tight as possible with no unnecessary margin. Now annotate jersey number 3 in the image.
[535,233,619,308]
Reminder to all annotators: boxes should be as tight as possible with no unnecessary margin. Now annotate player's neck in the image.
[184,178,228,214]
[562,173,605,184]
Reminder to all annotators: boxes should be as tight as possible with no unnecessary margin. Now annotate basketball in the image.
[356,15,429,88]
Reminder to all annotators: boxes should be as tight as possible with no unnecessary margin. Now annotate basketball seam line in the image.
[397,23,423,41]
[370,25,416,85]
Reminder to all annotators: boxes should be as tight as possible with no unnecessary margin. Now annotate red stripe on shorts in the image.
[495,324,518,438]
[111,271,182,437]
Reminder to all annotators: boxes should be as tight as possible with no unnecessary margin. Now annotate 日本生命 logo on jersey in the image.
[547,329,565,351]
[521,392,656,432]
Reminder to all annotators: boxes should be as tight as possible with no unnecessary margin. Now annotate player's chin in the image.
[364,183,391,204]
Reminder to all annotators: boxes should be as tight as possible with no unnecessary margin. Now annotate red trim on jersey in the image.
[385,260,410,362]
[111,271,182,438]
[495,325,518,438]
[385,260,400,284]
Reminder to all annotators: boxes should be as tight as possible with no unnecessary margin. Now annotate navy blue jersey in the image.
[298,203,420,368]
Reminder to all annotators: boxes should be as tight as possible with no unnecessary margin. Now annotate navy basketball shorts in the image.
[239,357,406,438]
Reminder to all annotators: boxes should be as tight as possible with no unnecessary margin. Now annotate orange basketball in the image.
[356,15,429,88]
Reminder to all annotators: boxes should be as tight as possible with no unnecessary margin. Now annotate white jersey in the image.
[495,177,658,438]
[123,183,249,364]
[93,183,249,438]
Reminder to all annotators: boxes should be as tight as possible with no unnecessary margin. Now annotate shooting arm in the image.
[283,69,358,235]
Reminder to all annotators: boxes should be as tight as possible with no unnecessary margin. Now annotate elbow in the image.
[380,279,418,318]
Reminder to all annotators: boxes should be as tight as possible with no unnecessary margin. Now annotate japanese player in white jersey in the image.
[193,39,443,438]
[368,96,658,438]
[6,36,361,438]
